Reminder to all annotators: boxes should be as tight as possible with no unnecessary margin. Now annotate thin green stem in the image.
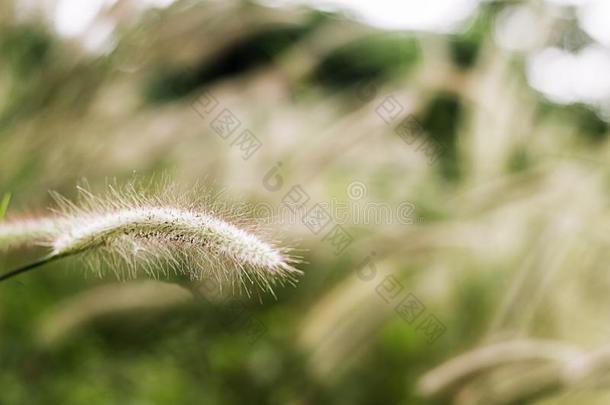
[0,193,11,219]
[0,255,62,283]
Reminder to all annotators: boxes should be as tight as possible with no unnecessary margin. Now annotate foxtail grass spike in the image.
[0,182,301,294]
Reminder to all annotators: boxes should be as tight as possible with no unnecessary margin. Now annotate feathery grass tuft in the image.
[0,216,59,251]
[0,182,301,293]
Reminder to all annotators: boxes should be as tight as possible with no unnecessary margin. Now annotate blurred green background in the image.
[2,0,610,404]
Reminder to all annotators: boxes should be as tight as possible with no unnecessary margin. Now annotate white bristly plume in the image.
[0,182,302,293]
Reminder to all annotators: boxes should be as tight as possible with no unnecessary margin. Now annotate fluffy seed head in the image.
[0,217,59,250]
[6,181,301,293]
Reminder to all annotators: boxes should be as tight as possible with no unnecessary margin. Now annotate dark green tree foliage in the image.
[145,16,326,102]
[448,2,501,69]
[0,25,51,77]
[420,92,463,180]
[310,33,419,90]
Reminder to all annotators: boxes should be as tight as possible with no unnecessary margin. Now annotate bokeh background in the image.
[2,0,610,404]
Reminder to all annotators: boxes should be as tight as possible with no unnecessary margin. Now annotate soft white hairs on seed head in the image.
[0,216,59,251]
[47,180,302,294]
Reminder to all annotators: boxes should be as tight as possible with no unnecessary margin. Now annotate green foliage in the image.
[311,33,420,90]
[2,1,610,404]
[419,92,463,180]
[0,25,52,77]
[145,18,323,102]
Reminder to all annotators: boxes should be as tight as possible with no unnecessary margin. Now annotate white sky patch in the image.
[137,0,176,8]
[544,0,590,6]
[527,45,610,105]
[51,0,175,53]
[258,0,480,32]
[54,0,116,37]
[495,5,543,52]
[578,0,610,47]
